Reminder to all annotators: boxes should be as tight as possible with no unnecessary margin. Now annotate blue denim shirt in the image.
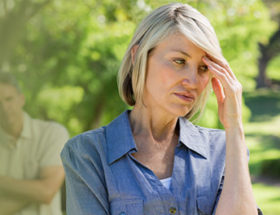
[61,110,261,215]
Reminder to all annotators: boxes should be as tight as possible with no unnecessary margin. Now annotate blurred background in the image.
[0,0,279,214]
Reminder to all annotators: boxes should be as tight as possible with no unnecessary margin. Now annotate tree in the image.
[0,0,275,135]
[256,0,280,88]
[0,0,52,64]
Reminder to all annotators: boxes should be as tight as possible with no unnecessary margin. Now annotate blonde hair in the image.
[118,3,225,121]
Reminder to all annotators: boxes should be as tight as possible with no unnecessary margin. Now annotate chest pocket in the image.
[197,196,213,215]
[110,198,144,215]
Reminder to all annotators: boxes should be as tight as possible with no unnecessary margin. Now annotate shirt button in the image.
[169,207,177,214]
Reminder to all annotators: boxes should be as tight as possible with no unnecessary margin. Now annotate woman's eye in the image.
[173,58,186,65]
[199,65,208,72]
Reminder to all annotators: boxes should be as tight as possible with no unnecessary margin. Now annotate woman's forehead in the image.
[152,33,206,57]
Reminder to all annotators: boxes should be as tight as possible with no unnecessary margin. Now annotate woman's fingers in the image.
[206,61,232,92]
[208,62,234,85]
[205,54,236,80]
[203,56,240,96]
[202,56,243,128]
[211,77,225,104]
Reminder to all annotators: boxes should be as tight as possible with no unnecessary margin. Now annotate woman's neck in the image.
[129,104,179,145]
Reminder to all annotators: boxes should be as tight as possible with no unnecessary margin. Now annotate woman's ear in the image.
[131,45,139,65]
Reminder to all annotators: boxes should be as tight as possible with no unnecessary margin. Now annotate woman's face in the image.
[142,32,210,117]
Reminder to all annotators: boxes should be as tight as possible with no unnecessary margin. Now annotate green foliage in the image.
[197,94,220,128]
[207,0,277,91]
[0,0,277,134]
[37,86,85,134]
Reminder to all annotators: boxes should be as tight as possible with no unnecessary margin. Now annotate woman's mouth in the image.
[174,93,195,102]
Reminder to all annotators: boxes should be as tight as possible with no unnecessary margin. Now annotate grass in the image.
[253,183,280,215]
[244,89,280,214]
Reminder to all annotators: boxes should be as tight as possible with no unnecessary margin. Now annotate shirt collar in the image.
[0,112,32,145]
[178,117,209,159]
[21,112,32,139]
[106,110,137,165]
[105,110,209,165]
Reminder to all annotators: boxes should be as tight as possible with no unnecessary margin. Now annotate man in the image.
[0,72,69,215]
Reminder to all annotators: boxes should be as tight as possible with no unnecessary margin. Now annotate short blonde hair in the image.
[118,3,224,121]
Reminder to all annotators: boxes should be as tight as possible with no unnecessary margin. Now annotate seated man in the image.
[0,72,69,215]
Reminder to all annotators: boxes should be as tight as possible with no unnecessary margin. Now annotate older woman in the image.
[61,3,261,215]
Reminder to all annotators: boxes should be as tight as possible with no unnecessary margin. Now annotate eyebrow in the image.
[170,49,192,58]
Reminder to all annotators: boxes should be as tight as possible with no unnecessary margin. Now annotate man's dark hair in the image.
[0,72,21,92]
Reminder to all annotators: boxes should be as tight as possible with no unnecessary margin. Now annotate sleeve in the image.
[39,123,69,167]
[211,175,224,215]
[60,141,109,215]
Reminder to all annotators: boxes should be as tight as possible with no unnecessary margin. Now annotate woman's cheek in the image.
[200,73,211,89]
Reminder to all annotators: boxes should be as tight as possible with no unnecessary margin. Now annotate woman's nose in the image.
[181,67,199,88]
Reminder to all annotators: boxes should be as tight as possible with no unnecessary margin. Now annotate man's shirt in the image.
[0,112,69,215]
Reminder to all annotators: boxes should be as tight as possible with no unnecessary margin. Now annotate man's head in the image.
[0,72,25,130]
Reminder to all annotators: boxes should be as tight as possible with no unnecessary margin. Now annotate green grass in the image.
[244,89,280,214]
[253,183,280,215]
[243,89,280,122]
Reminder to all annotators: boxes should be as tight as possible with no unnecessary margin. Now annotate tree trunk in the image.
[256,44,270,88]
[256,27,280,89]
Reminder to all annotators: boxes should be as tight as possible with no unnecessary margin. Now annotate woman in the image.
[61,3,261,215]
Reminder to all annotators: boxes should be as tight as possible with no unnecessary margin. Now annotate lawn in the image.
[253,183,280,215]
[244,89,280,215]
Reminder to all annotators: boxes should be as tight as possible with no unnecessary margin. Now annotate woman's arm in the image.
[216,125,257,215]
[61,142,109,215]
[203,56,258,215]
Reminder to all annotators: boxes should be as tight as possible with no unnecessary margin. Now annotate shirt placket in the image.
[128,153,181,215]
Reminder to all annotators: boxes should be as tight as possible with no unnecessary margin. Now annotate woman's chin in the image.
[167,105,192,118]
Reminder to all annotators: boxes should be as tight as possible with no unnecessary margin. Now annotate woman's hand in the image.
[203,56,259,215]
[202,56,243,130]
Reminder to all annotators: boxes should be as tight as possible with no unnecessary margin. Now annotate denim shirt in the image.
[61,110,261,215]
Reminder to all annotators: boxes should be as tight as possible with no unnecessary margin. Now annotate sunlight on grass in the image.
[253,183,280,215]
[245,110,280,177]
[245,115,280,136]
[244,89,280,215]
[246,130,280,175]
